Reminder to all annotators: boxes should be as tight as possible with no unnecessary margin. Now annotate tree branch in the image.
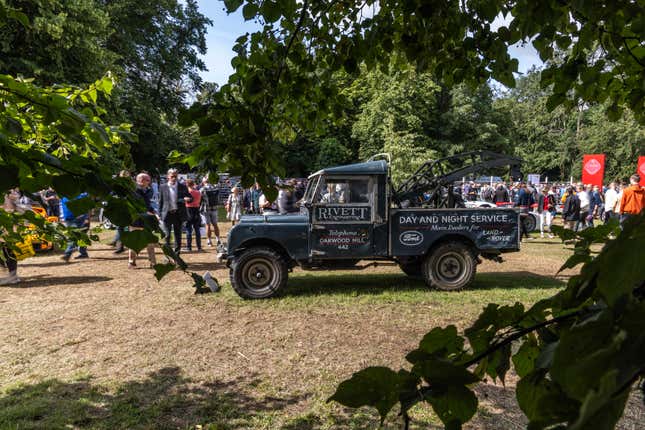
[274,0,309,88]
[622,39,645,68]
[462,309,587,367]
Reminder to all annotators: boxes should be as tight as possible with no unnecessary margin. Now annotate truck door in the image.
[309,176,375,259]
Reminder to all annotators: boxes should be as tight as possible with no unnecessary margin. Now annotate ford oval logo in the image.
[400,231,423,246]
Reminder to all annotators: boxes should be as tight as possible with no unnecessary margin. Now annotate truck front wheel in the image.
[423,243,476,291]
[230,247,288,299]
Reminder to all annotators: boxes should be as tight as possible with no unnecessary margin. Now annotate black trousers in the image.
[163,211,184,253]
[519,213,530,239]
[1,246,17,273]
[185,207,201,250]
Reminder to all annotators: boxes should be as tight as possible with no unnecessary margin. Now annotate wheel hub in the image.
[435,252,465,282]
[244,259,274,289]
[441,257,460,277]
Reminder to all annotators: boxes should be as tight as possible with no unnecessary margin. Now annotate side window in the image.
[316,178,371,204]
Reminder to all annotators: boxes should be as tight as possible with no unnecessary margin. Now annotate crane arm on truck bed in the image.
[394,151,523,208]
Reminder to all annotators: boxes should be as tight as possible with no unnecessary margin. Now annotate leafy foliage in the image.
[103,0,211,173]
[330,215,645,428]
[0,0,211,174]
[497,68,645,182]
[177,0,645,187]
[0,72,135,246]
[351,68,512,184]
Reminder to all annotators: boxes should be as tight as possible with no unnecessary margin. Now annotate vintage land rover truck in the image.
[222,152,523,299]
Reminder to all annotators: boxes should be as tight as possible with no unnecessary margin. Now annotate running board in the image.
[300,261,398,271]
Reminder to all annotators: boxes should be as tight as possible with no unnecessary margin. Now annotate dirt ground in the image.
[1,229,643,429]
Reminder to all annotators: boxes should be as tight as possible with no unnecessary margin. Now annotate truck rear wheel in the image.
[423,243,476,291]
[230,246,288,299]
[523,213,537,232]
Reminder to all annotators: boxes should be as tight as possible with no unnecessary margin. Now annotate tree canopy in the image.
[0,0,211,174]
[178,0,645,187]
[1,0,645,427]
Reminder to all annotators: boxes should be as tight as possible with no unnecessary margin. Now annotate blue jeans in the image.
[64,219,89,257]
[619,213,634,229]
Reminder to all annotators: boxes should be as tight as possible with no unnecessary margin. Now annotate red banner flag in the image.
[582,154,606,187]
[638,156,645,186]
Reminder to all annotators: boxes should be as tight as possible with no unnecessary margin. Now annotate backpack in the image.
[203,189,219,208]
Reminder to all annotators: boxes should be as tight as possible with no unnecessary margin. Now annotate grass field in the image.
[0,230,642,429]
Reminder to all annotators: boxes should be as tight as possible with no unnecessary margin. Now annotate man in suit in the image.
[159,168,192,254]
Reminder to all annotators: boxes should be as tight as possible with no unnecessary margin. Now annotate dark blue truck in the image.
[222,155,521,298]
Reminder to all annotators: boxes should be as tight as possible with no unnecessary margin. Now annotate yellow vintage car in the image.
[29,206,57,252]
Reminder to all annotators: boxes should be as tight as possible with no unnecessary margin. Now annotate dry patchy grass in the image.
[0,229,641,429]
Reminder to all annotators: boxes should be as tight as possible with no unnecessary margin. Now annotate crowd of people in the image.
[111,169,307,267]
[459,175,645,238]
[1,168,644,286]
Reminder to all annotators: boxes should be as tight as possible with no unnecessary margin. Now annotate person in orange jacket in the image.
[619,174,645,227]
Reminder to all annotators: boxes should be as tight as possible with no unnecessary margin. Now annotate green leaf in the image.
[261,0,281,23]
[328,366,403,422]
[546,93,566,111]
[512,335,540,377]
[0,165,20,190]
[242,3,259,20]
[161,244,187,271]
[223,0,243,12]
[4,117,23,135]
[516,370,579,427]
[177,103,207,127]
[465,303,524,353]
[416,325,463,357]
[413,358,479,387]
[551,310,619,401]
[153,263,175,281]
[120,229,157,254]
[103,197,133,227]
[558,250,591,273]
[596,219,645,305]
[53,175,83,197]
[425,385,478,429]
[7,9,30,28]
[190,271,206,290]
[65,196,96,215]
[570,370,630,430]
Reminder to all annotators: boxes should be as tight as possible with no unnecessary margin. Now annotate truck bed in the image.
[390,208,520,256]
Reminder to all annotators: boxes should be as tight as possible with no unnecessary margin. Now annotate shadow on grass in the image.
[281,271,564,298]
[473,382,643,430]
[11,275,113,288]
[0,367,309,429]
[183,261,225,272]
[473,271,565,290]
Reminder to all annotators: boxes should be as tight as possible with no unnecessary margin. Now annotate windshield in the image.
[304,175,320,203]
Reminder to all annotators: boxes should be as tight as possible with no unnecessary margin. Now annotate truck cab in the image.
[224,157,520,299]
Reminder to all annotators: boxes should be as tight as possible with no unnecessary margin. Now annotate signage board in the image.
[391,208,520,256]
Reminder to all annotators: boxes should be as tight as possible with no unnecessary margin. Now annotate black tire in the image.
[230,246,288,299]
[399,264,423,278]
[523,214,537,233]
[423,242,476,291]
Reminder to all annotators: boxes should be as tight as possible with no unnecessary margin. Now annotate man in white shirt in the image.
[603,182,619,224]
[575,184,590,231]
